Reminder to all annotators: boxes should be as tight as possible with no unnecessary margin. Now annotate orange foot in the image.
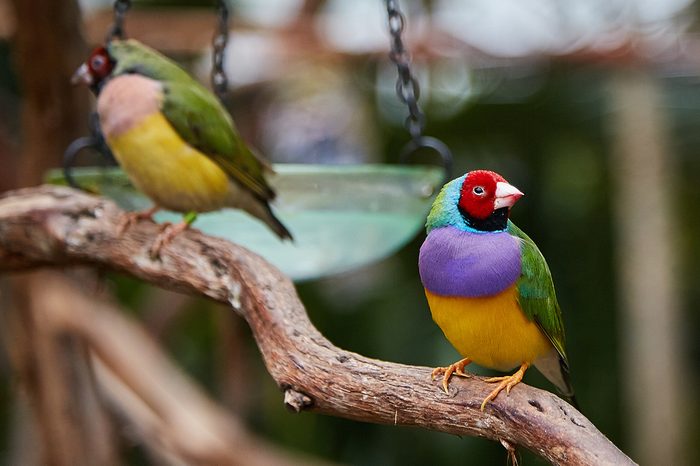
[149,221,190,258]
[118,206,161,234]
[431,358,472,394]
[149,211,198,258]
[481,362,529,411]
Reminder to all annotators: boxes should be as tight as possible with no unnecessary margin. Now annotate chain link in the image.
[106,0,131,42]
[63,113,116,191]
[212,0,230,99]
[385,0,452,181]
[385,0,425,141]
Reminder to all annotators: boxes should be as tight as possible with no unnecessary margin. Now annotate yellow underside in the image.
[107,112,231,212]
[426,286,552,371]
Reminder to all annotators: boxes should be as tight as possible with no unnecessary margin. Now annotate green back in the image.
[109,39,193,83]
[107,40,274,200]
[508,221,569,366]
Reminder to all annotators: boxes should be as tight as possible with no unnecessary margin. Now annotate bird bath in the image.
[46,164,442,282]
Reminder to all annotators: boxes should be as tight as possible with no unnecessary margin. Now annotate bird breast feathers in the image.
[97,74,163,139]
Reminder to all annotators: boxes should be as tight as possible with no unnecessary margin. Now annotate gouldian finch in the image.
[72,39,292,255]
[418,170,575,410]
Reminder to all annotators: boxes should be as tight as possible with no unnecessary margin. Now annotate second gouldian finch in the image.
[418,170,575,410]
[72,39,292,255]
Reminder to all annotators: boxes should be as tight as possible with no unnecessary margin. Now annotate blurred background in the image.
[0,0,699,464]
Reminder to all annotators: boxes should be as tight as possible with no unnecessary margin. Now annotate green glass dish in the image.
[46,164,443,282]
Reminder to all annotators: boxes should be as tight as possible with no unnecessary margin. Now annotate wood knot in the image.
[284,388,313,413]
[528,399,544,413]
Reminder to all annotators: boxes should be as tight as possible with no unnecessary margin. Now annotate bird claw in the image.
[118,206,161,234]
[480,363,528,411]
[149,221,188,259]
[430,358,472,394]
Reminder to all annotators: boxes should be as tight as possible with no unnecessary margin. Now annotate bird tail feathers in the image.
[533,348,578,409]
[256,201,293,241]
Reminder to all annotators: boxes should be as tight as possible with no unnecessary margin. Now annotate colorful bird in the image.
[418,170,575,410]
[72,39,292,255]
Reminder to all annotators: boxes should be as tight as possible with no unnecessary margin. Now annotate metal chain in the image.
[385,0,425,141]
[106,0,131,42]
[384,0,453,181]
[63,113,116,191]
[212,0,230,99]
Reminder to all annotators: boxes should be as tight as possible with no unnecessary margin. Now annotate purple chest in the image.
[419,227,522,297]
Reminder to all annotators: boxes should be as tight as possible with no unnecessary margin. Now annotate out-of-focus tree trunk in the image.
[9,0,88,187]
[609,70,686,465]
[4,1,108,465]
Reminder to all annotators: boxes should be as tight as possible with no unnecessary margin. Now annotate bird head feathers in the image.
[426,170,524,233]
[72,39,194,94]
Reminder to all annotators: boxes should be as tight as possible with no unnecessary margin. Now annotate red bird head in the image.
[458,170,524,220]
[71,46,114,92]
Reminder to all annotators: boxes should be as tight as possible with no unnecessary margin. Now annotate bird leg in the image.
[149,211,198,258]
[431,358,472,394]
[480,362,529,411]
[118,205,161,234]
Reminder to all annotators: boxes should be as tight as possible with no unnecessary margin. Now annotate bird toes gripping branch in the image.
[430,358,529,411]
[430,358,472,394]
[148,212,197,258]
[481,363,528,411]
[117,206,161,235]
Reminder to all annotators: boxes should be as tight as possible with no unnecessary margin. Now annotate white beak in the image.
[494,181,524,209]
[71,63,93,86]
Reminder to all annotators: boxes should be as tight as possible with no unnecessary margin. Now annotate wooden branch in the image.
[0,186,636,466]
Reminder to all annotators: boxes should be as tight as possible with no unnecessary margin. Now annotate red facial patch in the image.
[458,170,508,219]
[86,46,114,82]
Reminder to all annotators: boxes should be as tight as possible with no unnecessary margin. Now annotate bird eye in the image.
[90,55,105,70]
[473,186,485,195]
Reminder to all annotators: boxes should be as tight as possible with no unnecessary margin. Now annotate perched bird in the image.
[72,39,292,255]
[418,170,575,410]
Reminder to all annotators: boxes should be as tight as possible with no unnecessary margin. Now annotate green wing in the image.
[508,221,569,366]
[160,80,274,200]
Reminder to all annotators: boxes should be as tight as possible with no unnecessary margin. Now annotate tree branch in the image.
[0,186,635,466]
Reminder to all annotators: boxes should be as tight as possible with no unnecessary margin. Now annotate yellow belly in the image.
[426,286,552,371]
[107,112,231,212]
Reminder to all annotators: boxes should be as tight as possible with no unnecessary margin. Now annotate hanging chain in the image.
[106,0,131,42]
[386,0,425,141]
[212,0,230,99]
[384,0,453,181]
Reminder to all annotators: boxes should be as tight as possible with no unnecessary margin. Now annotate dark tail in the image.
[262,202,293,241]
[559,356,580,411]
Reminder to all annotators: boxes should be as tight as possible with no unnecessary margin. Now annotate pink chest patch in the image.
[97,74,163,138]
